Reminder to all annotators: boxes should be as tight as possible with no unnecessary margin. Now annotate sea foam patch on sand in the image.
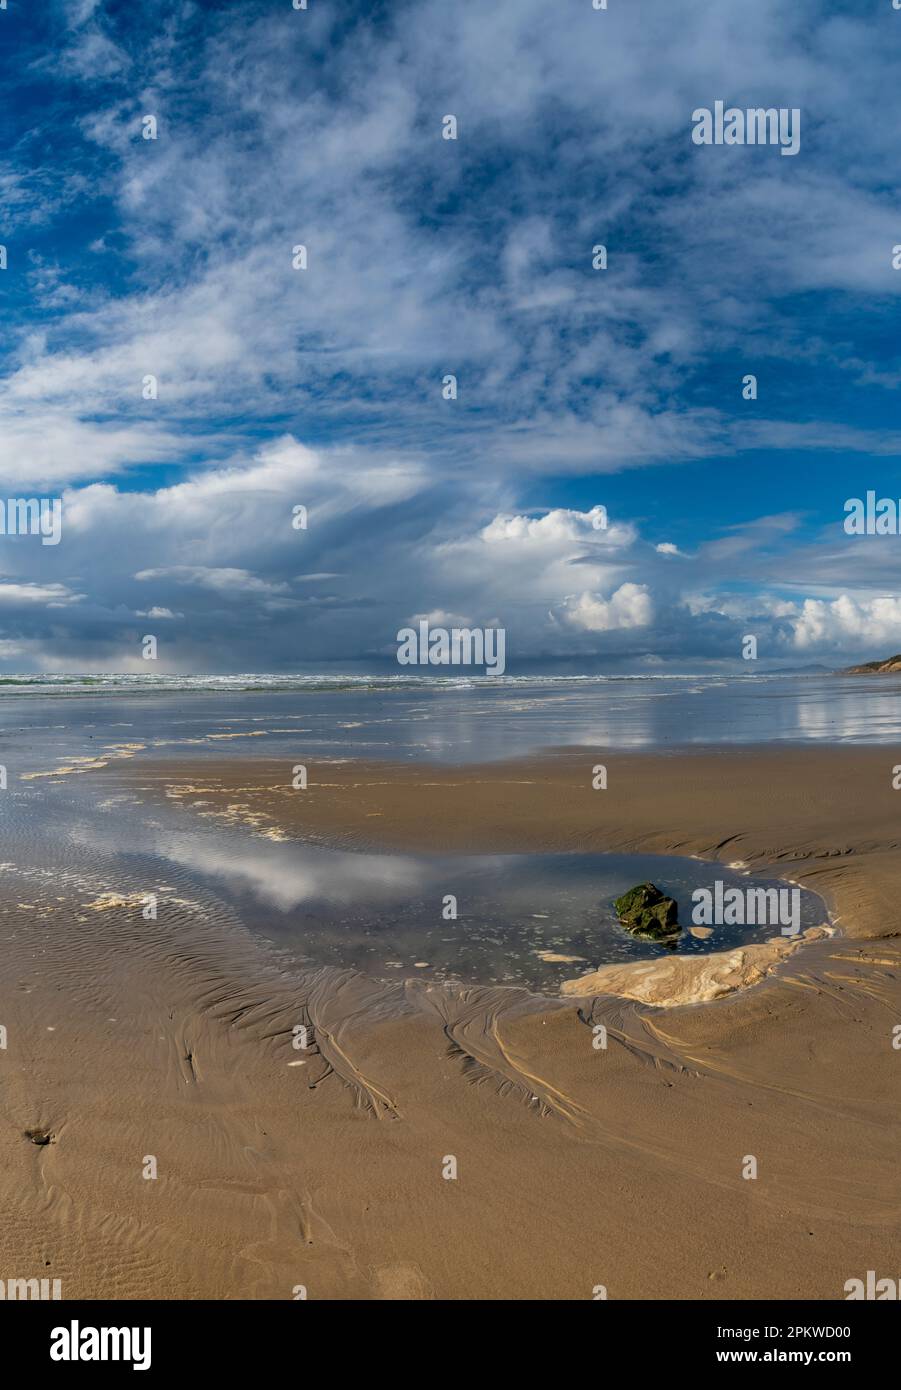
[561,927,832,1007]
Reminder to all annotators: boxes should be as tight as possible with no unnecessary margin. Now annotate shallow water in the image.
[0,751,827,990]
[2,673,901,773]
[0,683,839,991]
[177,843,827,992]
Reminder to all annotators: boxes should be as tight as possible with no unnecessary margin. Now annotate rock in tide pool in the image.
[613,882,680,941]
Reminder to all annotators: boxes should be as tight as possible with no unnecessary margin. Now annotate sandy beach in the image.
[0,744,898,1300]
[5,0,900,1348]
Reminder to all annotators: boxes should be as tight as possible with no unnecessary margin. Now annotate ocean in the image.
[1,672,899,774]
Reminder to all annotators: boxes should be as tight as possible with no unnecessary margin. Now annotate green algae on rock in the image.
[613,882,680,942]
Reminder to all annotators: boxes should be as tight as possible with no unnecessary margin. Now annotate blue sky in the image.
[1,0,901,673]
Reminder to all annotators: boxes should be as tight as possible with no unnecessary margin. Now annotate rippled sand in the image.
[0,745,898,1299]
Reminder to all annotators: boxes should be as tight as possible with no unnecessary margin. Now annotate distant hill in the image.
[845,654,901,674]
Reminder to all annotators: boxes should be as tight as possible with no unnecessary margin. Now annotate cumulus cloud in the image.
[481,507,629,546]
[792,595,901,651]
[0,2,899,670]
[559,583,654,633]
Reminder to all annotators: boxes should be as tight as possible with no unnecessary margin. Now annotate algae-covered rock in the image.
[613,882,680,941]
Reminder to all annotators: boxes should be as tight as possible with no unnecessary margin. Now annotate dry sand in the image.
[0,745,898,1299]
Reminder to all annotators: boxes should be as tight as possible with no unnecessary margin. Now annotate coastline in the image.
[0,744,898,1299]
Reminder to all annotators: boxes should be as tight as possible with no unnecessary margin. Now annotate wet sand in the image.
[0,745,898,1299]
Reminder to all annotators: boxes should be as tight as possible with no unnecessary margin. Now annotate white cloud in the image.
[0,412,184,488]
[560,583,654,633]
[792,595,901,651]
[3,1,900,671]
[6,0,897,509]
[135,567,289,596]
[481,507,632,546]
[0,581,80,606]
